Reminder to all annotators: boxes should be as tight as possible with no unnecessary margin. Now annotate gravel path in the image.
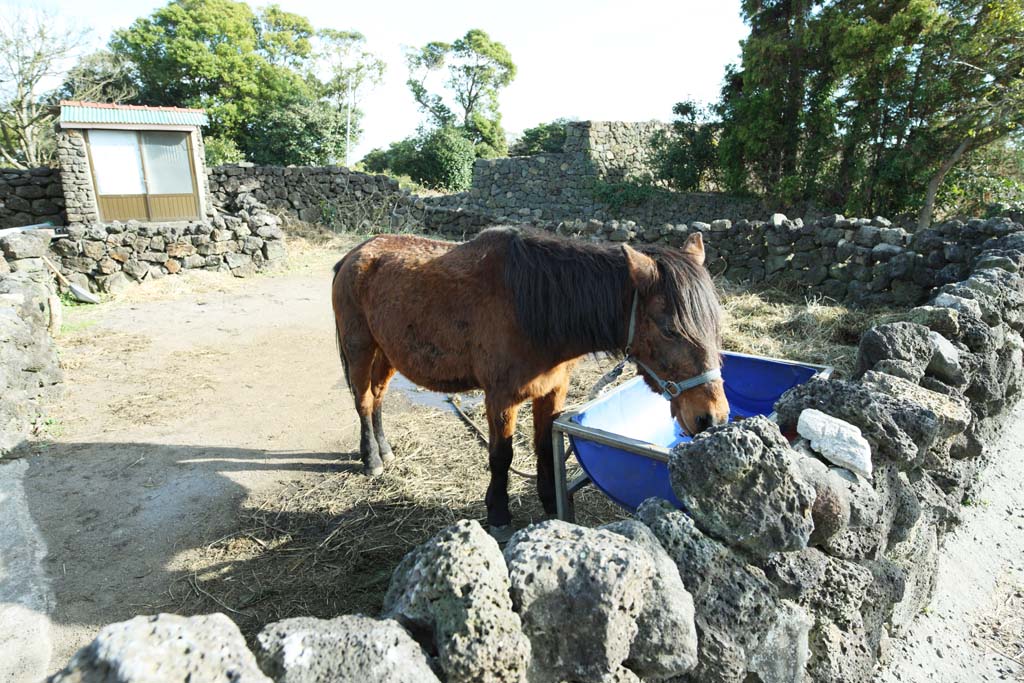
[875,405,1024,682]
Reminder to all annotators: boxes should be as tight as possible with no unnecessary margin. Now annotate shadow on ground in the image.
[20,441,351,656]
[21,435,625,653]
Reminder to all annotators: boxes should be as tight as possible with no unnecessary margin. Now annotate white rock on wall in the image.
[931,292,983,320]
[927,330,963,384]
[796,409,873,479]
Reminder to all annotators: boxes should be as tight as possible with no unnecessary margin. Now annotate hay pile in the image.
[719,280,894,377]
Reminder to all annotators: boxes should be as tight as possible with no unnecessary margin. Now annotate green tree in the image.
[938,132,1024,215]
[242,96,347,166]
[317,29,386,163]
[203,135,244,165]
[651,101,721,192]
[715,0,1024,226]
[510,119,570,156]
[112,0,288,143]
[406,29,516,156]
[716,0,823,199]
[111,0,384,165]
[58,50,137,104]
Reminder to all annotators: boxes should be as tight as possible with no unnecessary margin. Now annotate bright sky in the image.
[7,0,748,160]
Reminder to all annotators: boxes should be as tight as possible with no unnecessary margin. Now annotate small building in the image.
[56,101,211,225]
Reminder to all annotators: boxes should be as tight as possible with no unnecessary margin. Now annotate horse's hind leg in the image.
[342,334,384,476]
[371,354,396,465]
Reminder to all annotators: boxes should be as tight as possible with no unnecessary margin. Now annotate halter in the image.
[623,290,722,401]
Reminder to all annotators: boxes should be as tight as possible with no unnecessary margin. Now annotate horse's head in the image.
[623,233,729,436]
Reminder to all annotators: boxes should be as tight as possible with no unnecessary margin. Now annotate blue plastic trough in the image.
[550,351,832,519]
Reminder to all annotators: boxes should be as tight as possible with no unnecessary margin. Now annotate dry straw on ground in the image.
[718,278,895,378]
[170,359,629,637]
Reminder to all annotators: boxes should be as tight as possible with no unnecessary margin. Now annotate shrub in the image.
[204,136,245,166]
[359,127,475,192]
[588,176,669,216]
[510,118,570,156]
[650,101,721,192]
[414,127,476,190]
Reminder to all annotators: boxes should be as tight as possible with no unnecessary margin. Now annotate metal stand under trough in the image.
[551,399,673,522]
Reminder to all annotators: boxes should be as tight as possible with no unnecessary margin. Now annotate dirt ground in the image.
[7,233,1020,680]
[21,238,368,669]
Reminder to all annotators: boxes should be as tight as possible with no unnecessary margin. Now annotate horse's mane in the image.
[500,228,721,357]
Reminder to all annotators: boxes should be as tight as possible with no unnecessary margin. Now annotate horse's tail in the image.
[331,256,355,397]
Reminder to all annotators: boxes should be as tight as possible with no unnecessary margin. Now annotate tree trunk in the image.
[917,139,970,231]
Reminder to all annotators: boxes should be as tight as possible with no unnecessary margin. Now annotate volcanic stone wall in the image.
[0,167,65,229]
[426,121,765,226]
[207,164,428,233]
[47,211,287,294]
[197,122,765,236]
[0,230,62,456]
[48,216,1024,682]
[487,212,1019,308]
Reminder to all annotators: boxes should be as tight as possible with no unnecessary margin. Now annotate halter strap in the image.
[633,359,722,400]
[623,289,721,401]
[624,289,640,354]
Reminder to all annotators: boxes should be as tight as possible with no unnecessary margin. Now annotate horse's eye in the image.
[660,326,684,341]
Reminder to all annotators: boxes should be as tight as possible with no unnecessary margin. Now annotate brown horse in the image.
[331,227,728,537]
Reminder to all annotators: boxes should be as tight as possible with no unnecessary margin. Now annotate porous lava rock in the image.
[794,454,852,546]
[382,520,530,683]
[603,519,698,679]
[255,615,440,683]
[49,613,270,683]
[503,520,653,683]
[775,378,941,469]
[856,321,935,382]
[669,416,816,557]
[637,499,813,683]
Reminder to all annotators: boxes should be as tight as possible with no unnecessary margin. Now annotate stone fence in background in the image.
[207,164,428,233]
[0,230,62,456]
[46,209,286,295]
[0,168,65,229]
[429,120,767,225]
[442,212,1017,308]
[49,213,1024,681]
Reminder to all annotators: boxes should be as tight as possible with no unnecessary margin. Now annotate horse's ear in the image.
[682,232,705,265]
[623,244,659,292]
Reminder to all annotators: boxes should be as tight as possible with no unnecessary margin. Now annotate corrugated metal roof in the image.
[60,101,208,126]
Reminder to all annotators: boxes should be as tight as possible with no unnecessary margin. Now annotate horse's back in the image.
[332,230,520,392]
[336,230,515,292]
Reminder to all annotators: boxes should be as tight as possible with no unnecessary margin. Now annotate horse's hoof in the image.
[488,525,515,544]
[363,464,384,477]
[381,450,395,465]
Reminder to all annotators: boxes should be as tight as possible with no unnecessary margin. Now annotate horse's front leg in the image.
[533,379,570,517]
[484,399,521,543]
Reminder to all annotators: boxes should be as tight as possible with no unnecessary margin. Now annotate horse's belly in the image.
[387,353,480,394]
[373,323,481,392]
